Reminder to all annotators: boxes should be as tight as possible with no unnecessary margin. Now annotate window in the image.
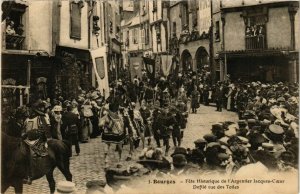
[145,24,149,45]
[141,28,145,45]
[70,2,82,40]
[5,7,26,50]
[173,22,176,35]
[155,24,161,43]
[153,0,157,12]
[180,2,189,31]
[215,21,220,41]
[133,29,138,44]
[245,16,266,49]
[126,30,130,46]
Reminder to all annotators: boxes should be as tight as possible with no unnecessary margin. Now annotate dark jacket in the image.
[62,111,80,139]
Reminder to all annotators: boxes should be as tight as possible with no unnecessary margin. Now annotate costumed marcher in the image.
[23,100,51,184]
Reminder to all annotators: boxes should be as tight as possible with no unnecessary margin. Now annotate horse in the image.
[1,131,73,193]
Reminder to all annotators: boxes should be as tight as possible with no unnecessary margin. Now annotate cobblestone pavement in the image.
[5,104,238,194]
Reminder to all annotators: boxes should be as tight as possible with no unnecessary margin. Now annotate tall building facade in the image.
[213,0,299,82]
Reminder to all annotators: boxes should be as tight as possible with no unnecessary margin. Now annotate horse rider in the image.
[23,99,51,184]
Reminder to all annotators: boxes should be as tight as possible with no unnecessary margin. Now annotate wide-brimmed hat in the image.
[171,147,187,157]
[261,142,275,152]
[268,124,284,135]
[56,181,76,193]
[237,136,251,148]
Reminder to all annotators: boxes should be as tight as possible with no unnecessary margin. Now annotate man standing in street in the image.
[62,103,81,156]
[215,82,224,112]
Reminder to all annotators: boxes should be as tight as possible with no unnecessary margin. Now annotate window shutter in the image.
[141,28,145,45]
[70,3,81,39]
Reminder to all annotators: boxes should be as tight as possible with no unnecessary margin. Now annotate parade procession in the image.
[1,0,299,194]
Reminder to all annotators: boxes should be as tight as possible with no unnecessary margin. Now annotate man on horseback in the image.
[22,99,51,184]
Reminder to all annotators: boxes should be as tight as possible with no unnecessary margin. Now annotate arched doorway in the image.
[195,47,209,71]
[181,49,192,72]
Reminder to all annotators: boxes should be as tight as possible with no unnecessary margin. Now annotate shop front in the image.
[219,50,299,82]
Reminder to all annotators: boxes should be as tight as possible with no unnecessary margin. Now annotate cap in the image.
[194,138,207,146]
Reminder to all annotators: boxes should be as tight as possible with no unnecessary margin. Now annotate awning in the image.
[55,46,91,62]
[218,49,295,58]
[2,49,50,56]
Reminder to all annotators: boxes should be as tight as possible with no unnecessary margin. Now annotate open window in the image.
[3,2,27,50]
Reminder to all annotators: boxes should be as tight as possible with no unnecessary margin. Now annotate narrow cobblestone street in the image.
[6,104,238,193]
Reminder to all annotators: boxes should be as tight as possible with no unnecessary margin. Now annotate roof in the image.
[221,0,298,9]
[121,14,140,28]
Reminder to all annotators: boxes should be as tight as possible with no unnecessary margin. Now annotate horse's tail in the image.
[62,140,72,158]
[47,139,72,159]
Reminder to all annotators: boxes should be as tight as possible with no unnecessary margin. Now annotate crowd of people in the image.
[2,68,299,188]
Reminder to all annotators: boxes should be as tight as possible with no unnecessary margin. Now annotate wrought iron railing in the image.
[6,34,25,50]
[245,35,265,50]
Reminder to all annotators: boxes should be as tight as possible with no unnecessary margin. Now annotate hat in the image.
[131,102,136,107]
[15,106,28,118]
[71,99,78,106]
[36,77,47,84]
[262,142,275,152]
[238,120,247,125]
[211,123,223,132]
[91,92,99,100]
[160,77,166,81]
[56,181,75,193]
[63,100,72,107]
[237,136,251,147]
[86,180,106,189]
[277,97,285,102]
[261,119,271,126]
[218,136,229,146]
[206,142,221,149]
[171,147,187,157]
[268,124,284,135]
[203,134,218,143]
[194,139,207,146]
[52,105,62,112]
[217,153,230,161]
[247,119,256,124]
[248,133,266,149]
[172,154,187,167]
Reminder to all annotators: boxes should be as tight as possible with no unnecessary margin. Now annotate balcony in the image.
[245,35,266,50]
[5,34,25,50]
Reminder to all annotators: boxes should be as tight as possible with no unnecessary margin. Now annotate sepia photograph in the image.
[1,0,299,193]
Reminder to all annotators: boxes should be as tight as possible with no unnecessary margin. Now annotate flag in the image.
[161,55,173,77]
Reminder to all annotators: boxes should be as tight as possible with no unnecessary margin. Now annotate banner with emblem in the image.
[129,57,143,81]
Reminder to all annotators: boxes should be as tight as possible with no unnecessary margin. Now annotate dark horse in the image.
[1,131,73,193]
